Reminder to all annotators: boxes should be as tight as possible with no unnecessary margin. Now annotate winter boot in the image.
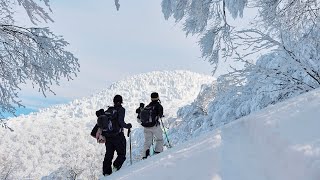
[112,165,119,173]
[142,149,150,159]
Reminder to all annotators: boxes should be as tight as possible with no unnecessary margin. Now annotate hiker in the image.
[96,95,132,176]
[135,103,144,121]
[136,92,164,159]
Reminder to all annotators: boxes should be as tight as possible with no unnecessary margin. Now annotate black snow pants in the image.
[103,132,127,175]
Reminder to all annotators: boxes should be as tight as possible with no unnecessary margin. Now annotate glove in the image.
[97,134,106,143]
[127,123,132,129]
[95,128,102,139]
[140,103,145,108]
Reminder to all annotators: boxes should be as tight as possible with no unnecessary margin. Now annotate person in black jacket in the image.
[135,103,144,119]
[101,94,132,176]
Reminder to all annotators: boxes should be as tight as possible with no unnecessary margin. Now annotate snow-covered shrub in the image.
[41,166,84,180]
[167,83,217,144]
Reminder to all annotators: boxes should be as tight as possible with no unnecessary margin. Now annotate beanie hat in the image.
[113,95,123,104]
[96,109,105,117]
[151,92,159,101]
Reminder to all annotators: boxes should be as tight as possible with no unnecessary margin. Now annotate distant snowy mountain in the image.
[0,70,214,179]
[104,87,320,180]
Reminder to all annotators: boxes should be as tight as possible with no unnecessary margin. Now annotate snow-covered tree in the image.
[227,0,320,103]
[161,0,319,74]
[161,0,320,126]
[205,27,320,127]
[0,1,79,125]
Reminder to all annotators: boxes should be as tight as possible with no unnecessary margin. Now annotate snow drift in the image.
[105,87,320,180]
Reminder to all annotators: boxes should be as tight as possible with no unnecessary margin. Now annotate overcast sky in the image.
[12,0,216,115]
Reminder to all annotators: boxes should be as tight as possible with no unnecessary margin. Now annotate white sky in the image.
[15,0,214,111]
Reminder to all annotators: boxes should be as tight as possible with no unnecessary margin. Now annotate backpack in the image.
[139,105,158,127]
[97,106,120,137]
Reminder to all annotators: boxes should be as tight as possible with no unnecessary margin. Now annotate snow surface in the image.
[0,70,214,179]
[1,70,320,180]
[105,86,320,180]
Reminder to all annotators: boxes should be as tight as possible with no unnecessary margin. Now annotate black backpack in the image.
[97,106,120,137]
[139,105,158,127]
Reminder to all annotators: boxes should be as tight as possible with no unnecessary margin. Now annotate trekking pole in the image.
[160,118,172,148]
[127,128,132,165]
[151,137,156,155]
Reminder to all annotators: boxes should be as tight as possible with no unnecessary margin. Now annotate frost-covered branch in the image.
[0,158,16,180]
[0,0,53,25]
[68,167,84,180]
[0,1,79,121]
[0,24,80,119]
[114,0,120,11]
[257,0,320,36]
[0,119,14,131]
[281,44,320,85]
[17,0,53,24]
[233,29,280,59]
[161,0,247,74]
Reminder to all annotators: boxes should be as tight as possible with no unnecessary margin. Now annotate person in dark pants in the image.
[102,95,132,176]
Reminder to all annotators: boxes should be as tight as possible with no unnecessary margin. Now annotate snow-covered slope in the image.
[105,87,320,180]
[0,70,214,179]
